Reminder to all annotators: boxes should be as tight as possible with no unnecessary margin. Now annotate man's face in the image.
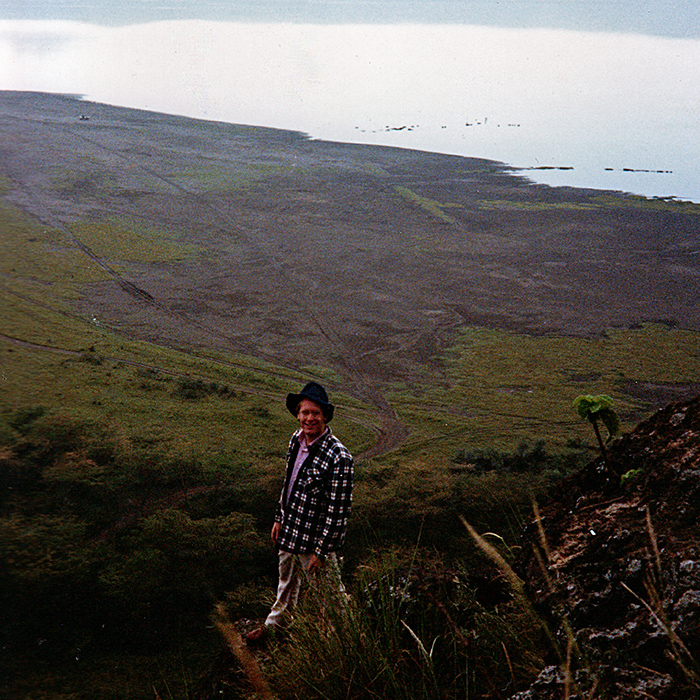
[297,398,327,442]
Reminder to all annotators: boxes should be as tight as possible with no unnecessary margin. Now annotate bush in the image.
[98,509,268,646]
[451,440,590,475]
[0,412,273,655]
[171,377,236,400]
[7,405,46,435]
[351,452,574,557]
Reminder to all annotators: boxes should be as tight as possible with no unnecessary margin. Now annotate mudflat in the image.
[2,90,699,411]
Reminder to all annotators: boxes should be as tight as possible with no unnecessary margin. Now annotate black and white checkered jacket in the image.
[274,428,353,558]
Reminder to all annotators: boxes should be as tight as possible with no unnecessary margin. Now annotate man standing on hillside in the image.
[246,381,353,643]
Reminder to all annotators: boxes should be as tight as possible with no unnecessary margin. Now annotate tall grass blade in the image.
[621,582,700,686]
[460,516,563,663]
[401,619,432,663]
[645,507,663,585]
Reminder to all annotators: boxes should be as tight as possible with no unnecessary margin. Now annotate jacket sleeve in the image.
[313,449,353,558]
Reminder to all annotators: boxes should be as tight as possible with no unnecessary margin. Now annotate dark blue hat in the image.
[286,381,334,422]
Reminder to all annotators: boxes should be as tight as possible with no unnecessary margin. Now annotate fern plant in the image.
[572,394,620,469]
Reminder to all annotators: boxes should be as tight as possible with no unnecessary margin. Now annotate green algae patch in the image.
[593,194,700,214]
[394,186,461,224]
[70,217,203,264]
[477,199,599,212]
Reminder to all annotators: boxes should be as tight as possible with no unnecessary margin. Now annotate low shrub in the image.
[171,377,237,400]
[0,411,273,656]
[451,439,592,475]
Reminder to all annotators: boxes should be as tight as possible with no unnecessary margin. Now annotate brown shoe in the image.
[245,626,266,644]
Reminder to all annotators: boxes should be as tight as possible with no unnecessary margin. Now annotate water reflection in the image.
[1,20,699,201]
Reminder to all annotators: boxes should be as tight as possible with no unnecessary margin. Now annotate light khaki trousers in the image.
[264,551,342,628]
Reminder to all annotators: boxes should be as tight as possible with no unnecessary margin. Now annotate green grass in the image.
[5,147,700,470]
[393,186,461,224]
[380,322,700,460]
[477,199,599,211]
[476,194,700,214]
[0,196,374,459]
[6,275,697,472]
[593,193,700,214]
[363,163,391,177]
[267,548,547,700]
[173,162,301,191]
[0,335,375,461]
[4,633,221,700]
[70,216,204,264]
[473,193,700,214]
[0,202,111,300]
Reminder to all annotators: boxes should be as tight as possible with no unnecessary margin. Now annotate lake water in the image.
[2,20,700,201]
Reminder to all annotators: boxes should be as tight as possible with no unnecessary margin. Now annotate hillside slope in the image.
[515,394,700,698]
[3,91,700,381]
[2,90,700,455]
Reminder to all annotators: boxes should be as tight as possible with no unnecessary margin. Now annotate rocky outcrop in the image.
[514,395,700,699]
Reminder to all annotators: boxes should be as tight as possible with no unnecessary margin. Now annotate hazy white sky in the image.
[0,1,698,38]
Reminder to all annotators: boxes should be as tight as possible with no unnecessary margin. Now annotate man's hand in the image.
[271,521,281,545]
[308,553,324,575]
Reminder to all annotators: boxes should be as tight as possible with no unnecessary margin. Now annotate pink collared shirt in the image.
[286,428,329,501]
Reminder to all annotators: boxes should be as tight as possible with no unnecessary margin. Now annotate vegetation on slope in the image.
[2,92,700,698]
[0,405,584,699]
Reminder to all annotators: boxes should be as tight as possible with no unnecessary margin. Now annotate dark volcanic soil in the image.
[1,90,699,411]
[514,395,700,699]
